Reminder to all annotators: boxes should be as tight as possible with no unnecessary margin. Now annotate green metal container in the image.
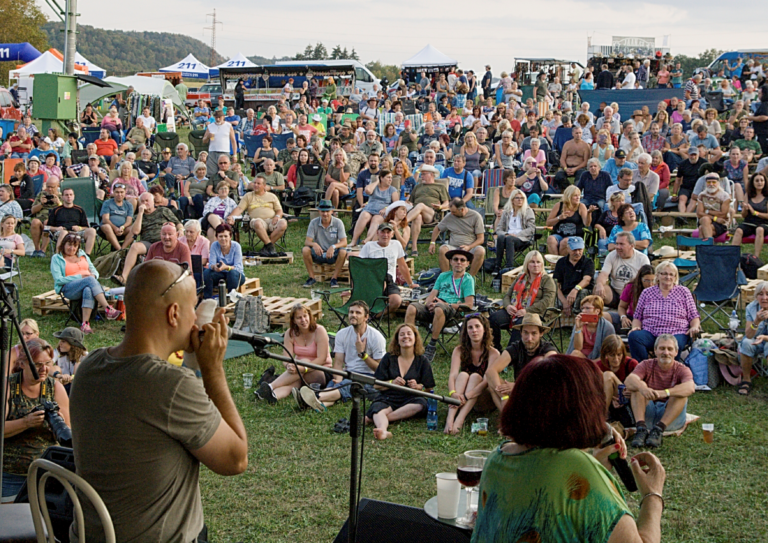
[33,74,78,120]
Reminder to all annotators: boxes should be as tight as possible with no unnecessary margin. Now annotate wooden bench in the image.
[244,252,294,265]
[33,288,114,316]
[260,296,323,328]
[740,279,764,310]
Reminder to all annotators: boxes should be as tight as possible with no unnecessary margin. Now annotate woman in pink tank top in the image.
[255,304,331,404]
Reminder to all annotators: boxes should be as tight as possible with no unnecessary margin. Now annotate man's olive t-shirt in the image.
[70,348,221,542]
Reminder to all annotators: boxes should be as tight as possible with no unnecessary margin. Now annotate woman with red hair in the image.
[473,354,667,543]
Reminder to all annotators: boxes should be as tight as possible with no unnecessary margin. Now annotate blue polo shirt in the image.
[602,158,637,184]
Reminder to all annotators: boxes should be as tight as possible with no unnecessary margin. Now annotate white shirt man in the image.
[203,111,237,177]
[621,67,636,90]
[307,302,387,410]
[137,107,157,133]
[359,223,417,315]
[594,231,650,309]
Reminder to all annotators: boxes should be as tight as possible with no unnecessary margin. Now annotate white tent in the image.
[159,54,210,79]
[78,75,184,111]
[10,50,89,78]
[401,44,458,69]
[74,52,105,79]
[209,52,258,77]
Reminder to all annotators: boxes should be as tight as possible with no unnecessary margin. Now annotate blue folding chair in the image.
[272,133,292,151]
[692,245,746,330]
[674,235,713,281]
[242,134,264,162]
[81,127,101,146]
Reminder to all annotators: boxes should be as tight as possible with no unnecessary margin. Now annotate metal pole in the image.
[63,0,77,76]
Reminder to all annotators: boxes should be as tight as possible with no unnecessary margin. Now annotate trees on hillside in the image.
[294,43,359,60]
[0,0,48,81]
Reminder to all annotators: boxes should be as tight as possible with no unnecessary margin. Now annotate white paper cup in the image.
[436,472,460,519]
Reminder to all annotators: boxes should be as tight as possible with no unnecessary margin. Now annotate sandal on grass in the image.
[333,418,350,434]
[736,381,752,396]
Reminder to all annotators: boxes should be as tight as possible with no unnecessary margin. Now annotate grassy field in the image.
[16,127,768,541]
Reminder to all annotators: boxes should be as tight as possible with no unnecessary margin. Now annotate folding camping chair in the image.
[674,235,713,284]
[187,130,206,158]
[0,253,23,290]
[153,132,180,155]
[480,169,504,197]
[271,133,292,151]
[81,127,101,146]
[242,134,264,167]
[692,245,746,331]
[61,177,108,256]
[283,164,326,217]
[319,257,390,333]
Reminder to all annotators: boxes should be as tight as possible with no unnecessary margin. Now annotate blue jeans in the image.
[311,247,341,265]
[325,379,377,402]
[628,329,689,361]
[203,269,245,299]
[645,399,688,431]
[61,276,104,310]
[179,194,206,219]
[1,472,26,499]
[583,197,605,211]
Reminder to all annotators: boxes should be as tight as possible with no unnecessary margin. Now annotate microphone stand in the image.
[245,340,460,543]
[0,277,38,494]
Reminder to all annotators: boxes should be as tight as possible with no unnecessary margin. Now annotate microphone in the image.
[198,326,278,347]
[227,327,278,346]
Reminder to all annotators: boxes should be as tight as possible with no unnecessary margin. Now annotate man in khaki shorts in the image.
[226,177,286,257]
[429,197,485,276]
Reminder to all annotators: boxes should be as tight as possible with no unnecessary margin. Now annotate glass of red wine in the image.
[455,450,488,526]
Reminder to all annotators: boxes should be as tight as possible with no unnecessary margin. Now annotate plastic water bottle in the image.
[426,396,438,431]
[492,274,501,292]
[729,310,740,331]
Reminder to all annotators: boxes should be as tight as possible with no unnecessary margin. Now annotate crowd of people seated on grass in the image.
[4,66,768,481]
[7,72,768,543]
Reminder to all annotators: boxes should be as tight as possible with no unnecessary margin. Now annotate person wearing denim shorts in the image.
[626,334,695,449]
[303,301,387,410]
[301,199,348,289]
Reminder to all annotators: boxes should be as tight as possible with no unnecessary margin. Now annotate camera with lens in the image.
[32,399,72,448]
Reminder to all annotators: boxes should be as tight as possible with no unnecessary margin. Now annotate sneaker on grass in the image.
[645,426,663,448]
[256,381,277,404]
[423,342,437,364]
[630,427,649,448]
[292,387,308,410]
[300,386,326,413]
[303,277,317,288]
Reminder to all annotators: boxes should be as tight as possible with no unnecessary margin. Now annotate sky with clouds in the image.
[60,0,768,72]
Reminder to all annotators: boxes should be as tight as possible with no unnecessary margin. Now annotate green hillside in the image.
[43,22,227,74]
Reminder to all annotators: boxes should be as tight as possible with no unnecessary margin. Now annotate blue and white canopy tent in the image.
[159,54,210,79]
[209,52,258,78]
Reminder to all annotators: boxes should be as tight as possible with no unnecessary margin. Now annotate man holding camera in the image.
[29,177,62,257]
[70,259,248,541]
[47,187,97,255]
